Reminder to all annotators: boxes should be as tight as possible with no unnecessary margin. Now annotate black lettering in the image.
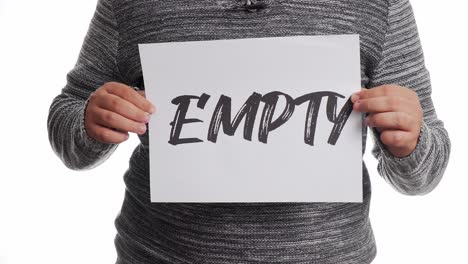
[327,97,354,145]
[295,91,343,146]
[258,91,295,143]
[207,92,262,143]
[168,93,210,145]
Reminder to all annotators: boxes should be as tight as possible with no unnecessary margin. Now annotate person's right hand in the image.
[84,82,156,144]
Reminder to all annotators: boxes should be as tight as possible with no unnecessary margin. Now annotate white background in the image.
[0,0,466,263]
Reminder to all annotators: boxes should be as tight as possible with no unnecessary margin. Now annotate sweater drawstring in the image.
[244,0,267,11]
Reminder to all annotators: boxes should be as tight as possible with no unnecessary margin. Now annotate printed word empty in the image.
[169,91,353,146]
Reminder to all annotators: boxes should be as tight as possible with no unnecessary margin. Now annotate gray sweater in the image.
[47,0,451,263]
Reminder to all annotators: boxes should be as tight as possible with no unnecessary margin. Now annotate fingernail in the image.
[353,100,361,111]
[351,94,360,103]
[144,112,151,122]
[138,124,147,134]
[365,117,371,126]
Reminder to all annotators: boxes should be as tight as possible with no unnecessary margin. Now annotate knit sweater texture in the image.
[47,0,451,263]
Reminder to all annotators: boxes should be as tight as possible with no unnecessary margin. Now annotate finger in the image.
[366,112,416,132]
[137,90,146,98]
[97,93,151,124]
[351,88,367,103]
[87,123,129,144]
[380,130,417,149]
[105,82,155,113]
[353,85,418,101]
[354,96,417,113]
[94,108,147,135]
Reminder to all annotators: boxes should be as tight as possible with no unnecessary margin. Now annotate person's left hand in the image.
[351,84,423,158]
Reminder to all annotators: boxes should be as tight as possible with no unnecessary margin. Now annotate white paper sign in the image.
[139,35,362,203]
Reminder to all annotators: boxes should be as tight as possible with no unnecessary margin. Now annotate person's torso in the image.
[113,1,389,263]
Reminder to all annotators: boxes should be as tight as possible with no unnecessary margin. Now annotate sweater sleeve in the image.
[47,0,122,170]
[368,0,451,195]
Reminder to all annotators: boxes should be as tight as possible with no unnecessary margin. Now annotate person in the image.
[47,0,451,263]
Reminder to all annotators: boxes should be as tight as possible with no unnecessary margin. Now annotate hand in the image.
[351,84,423,158]
[84,82,156,144]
